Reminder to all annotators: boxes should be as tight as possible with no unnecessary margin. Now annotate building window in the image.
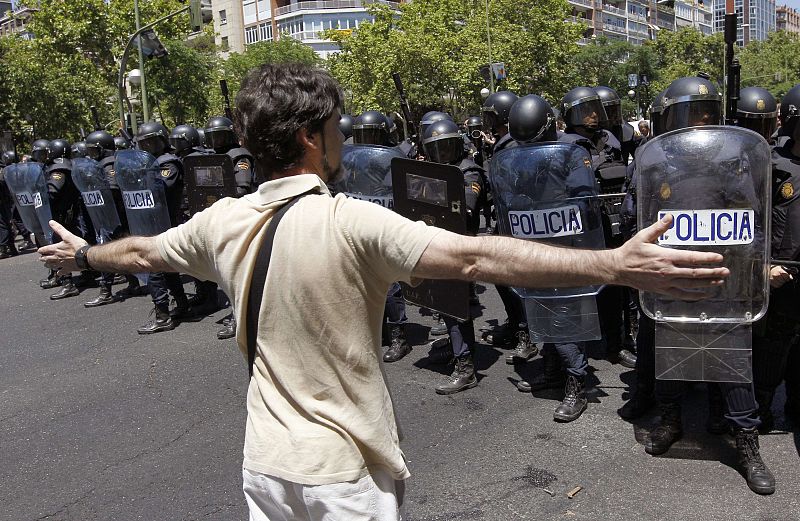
[219,9,227,25]
[221,36,229,51]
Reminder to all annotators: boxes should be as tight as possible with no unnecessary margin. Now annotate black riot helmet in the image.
[466,116,482,139]
[595,85,622,133]
[204,116,237,151]
[71,142,88,159]
[339,114,355,140]
[508,94,558,144]
[85,131,115,160]
[482,91,518,135]
[48,139,71,161]
[662,76,722,133]
[561,86,607,131]
[2,150,18,166]
[778,84,800,138]
[30,139,50,163]
[352,110,391,146]
[736,87,778,140]
[649,90,667,137]
[419,111,453,139]
[169,124,200,156]
[135,121,171,156]
[114,136,131,150]
[196,128,206,148]
[423,119,466,165]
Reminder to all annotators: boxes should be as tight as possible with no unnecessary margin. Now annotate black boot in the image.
[505,323,538,364]
[137,304,175,335]
[20,238,35,251]
[217,314,236,339]
[84,285,118,308]
[0,245,17,259]
[645,403,683,455]
[435,356,477,395]
[50,278,79,300]
[40,270,60,289]
[483,320,518,347]
[517,350,563,392]
[553,375,588,422]
[170,295,197,322]
[706,386,728,435]
[618,390,656,420]
[735,427,775,495]
[383,324,411,362]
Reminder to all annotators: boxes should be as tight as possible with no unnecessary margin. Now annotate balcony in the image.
[656,18,674,30]
[567,0,594,9]
[603,23,627,34]
[602,3,626,17]
[566,15,591,25]
[274,0,399,17]
[628,11,647,22]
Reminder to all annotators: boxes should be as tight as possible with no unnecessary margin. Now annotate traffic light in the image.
[189,0,213,33]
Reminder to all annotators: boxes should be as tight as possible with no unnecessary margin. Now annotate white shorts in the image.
[242,467,404,521]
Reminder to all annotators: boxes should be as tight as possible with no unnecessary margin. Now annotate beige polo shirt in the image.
[156,174,441,485]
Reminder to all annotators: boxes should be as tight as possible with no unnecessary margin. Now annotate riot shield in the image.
[336,144,405,209]
[114,149,172,237]
[4,162,53,245]
[182,154,236,213]
[72,158,122,243]
[489,142,606,343]
[636,126,771,382]
[391,158,470,321]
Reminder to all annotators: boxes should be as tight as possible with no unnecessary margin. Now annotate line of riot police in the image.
[0,116,254,340]
[333,74,800,495]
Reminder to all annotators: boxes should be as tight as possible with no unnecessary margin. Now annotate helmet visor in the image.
[602,103,622,128]
[168,136,190,153]
[663,100,721,132]
[135,134,166,156]
[737,115,777,141]
[566,98,607,129]
[31,148,48,163]
[205,129,234,150]
[423,135,464,164]
[84,143,105,160]
[352,127,387,146]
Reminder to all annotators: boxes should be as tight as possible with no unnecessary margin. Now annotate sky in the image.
[781,0,800,10]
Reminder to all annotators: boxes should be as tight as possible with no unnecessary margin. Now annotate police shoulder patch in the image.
[161,168,171,178]
[52,173,63,181]
[108,168,115,177]
[659,182,671,200]
[583,158,592,169]
[781,181,794,200]
[237,161,250,170]
[471,182,481,194]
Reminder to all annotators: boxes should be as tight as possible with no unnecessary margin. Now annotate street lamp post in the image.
[485,0,494,93]
[134,0,151,123]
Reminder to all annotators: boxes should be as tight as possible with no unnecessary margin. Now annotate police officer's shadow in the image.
[506,356,608,404]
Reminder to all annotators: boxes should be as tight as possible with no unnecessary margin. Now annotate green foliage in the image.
[647,27,724,95]
[739,31,800,99]
[222,38,322,102]
[326,0,582,119]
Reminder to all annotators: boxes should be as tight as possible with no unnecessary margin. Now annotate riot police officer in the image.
[422,118,486,394]
[44,138,85,300]
[352,111,391,146]
[480,91,530,350]
[0,150,18,258]
[71,142,88,159]
[752,84,800,433]
[559,87,633,369]
[133,121,191,334]
[1,149,34,252]
[85,130,144,303]
[640,76,774,495]
[339,113,355,144]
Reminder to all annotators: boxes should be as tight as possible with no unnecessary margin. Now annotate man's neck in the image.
[271,162,325,182]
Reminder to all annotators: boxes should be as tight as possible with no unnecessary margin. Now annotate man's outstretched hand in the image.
[37,220,88,276]
[613,214,730,300]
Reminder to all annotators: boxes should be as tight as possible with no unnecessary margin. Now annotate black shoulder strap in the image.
[245,193,309,377]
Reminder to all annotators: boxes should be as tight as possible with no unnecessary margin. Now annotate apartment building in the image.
[0,4,37,40]
[566,0,713,46]
[712,0,776,45]
[776,3,800,33]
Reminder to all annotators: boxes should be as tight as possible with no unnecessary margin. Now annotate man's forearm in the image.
[86,236,175,274]
[452,233,616,289]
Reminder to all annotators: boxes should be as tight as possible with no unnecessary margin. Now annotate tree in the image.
[739,31,800,99]
[326,0,583,118]
[648,27,724,95]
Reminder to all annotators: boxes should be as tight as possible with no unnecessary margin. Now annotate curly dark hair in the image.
[234,63,343,178]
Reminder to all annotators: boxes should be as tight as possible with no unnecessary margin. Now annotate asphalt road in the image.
[2,245,799,521]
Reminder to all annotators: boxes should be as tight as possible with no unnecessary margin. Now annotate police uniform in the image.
[752,141,800,427]
[228,147,256,195]
[0,164,16,256]
[146,153,188,312]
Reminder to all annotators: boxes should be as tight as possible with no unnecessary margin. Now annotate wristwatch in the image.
[75,244,93,271]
